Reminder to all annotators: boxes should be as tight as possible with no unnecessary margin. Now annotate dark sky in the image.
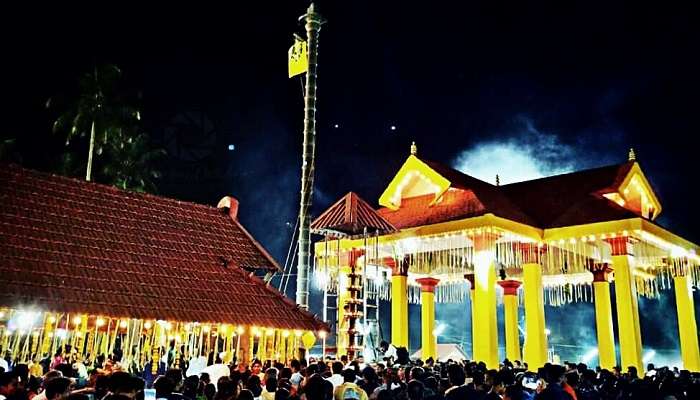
[3,1,699,355]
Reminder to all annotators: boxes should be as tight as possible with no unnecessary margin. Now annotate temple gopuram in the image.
[0,164,326,371]
[311,144,700,372]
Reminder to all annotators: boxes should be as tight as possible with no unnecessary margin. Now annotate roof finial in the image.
[496,174,500,186]
[410,141,417,156]
[628,147,636,161]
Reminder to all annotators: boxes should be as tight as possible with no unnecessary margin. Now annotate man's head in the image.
[379,341,389,352]
[627,366,638,379]
[153,376,175,398]
[44,377,72,400]
[290,359,301,373]
[332,362,343,375]
[302,374,326,400]
[165,369,183,390]
[446,364,465,387]
[407,380,424,400]
[342,369,356,383]
[251,360,262,375]
[0,372,19,397]
[490,373,505,395]
[544,365,566,386]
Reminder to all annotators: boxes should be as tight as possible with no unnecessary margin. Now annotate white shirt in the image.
[384,344,397,360]
[326,373,344,388]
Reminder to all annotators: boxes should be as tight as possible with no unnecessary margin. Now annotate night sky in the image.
[3,1,699,362]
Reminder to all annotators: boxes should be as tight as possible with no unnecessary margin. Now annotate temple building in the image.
[311,144,700,372]
[0,164,326,369]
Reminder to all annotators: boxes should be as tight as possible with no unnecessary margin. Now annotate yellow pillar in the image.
[391,273,409,348]
[416,278,440,360]
[674,275,700,371]
[465,274,476,359]
[499,280,521,362]
[591,265,616,370]
[612,253,643,372]
[473,251,498,368]
[523,263,547,370]
[337,264,351,356]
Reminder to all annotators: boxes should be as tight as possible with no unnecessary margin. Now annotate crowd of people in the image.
[1,347,699,400]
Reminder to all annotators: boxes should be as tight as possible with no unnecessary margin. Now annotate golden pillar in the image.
[465,273,476,359]
[473,250,498,368]
[391,258,409,348]
[609,237,643,372]
[523,263,548,370]
[591,264,616,370]
[499,280,521,362]
[416,277,440,360]
[336,264,352,356]
[674,275,700,371]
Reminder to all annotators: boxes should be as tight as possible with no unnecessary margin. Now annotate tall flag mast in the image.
[291,3,325,310]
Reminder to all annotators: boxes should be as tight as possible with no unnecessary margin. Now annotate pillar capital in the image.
[416,277,440,293]
[590,263,613,282]
[390,255,409,276]
[605,236,635,256]
[498,279,521,296]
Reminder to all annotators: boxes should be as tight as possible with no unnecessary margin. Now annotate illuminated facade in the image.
[312,145,700,371]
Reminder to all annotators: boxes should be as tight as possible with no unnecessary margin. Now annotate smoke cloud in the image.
[452,117,580,185]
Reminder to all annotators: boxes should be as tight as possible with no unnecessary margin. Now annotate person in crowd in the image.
[245,375,262,399]
[326,363,343,390]
[535,365,570,400]
[260,377,277,400]
[1,372,19,400]
[333,369,367,400]
[43,378,71,400]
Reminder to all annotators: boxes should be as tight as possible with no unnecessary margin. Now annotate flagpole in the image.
[296,2,325,310]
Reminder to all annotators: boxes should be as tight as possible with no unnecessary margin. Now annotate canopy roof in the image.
[311,191,396,237]
[377,154,661,230]
[0,164,326,330]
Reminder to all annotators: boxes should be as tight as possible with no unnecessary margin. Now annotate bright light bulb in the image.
[119,320,128,329]
[318,331,327,339]
[237,326,245,335]
[96,318,105,327]
[48,316,56,324]
[266,328,275,335]
[294,330,303,337]
[73,316,82,326]
[144,321,152,329]
[202,325,210,333]
[282,330,290,338]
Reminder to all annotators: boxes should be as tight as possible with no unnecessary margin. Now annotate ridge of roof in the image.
[419,158,537,226]
[499,161,634,190]
[312,191,397,237]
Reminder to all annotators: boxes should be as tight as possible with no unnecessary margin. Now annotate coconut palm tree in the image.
[101,131,165,193]
[49,64,140,181]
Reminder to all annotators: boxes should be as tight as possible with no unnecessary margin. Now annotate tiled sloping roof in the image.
[311,192,396,236]
[378,189,487,229]
[500,162,637,228]
[376,159,640,230]
[377,159,535,229]
[422,160,536,225]
[0,164,326,330]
